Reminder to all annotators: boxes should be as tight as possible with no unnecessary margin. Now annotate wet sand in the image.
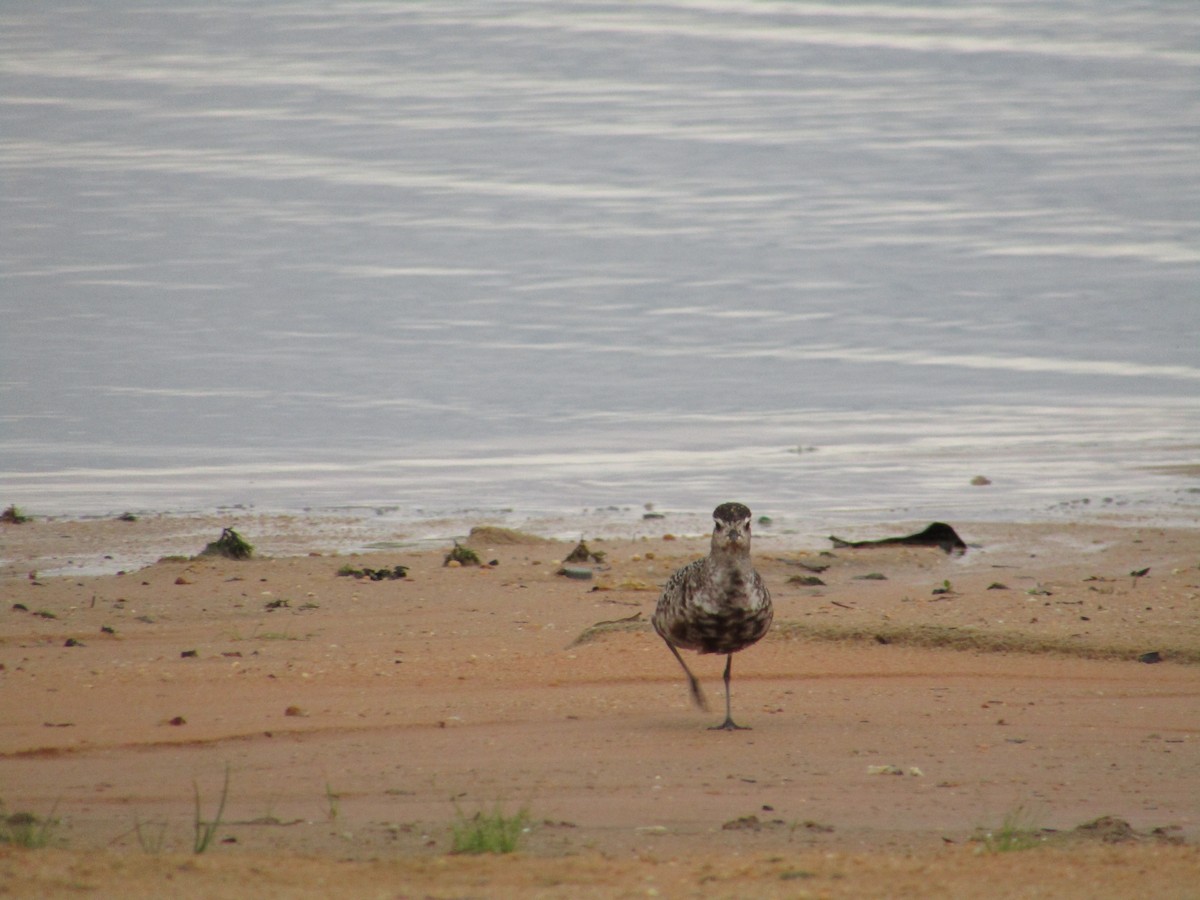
[1,514,1198,897]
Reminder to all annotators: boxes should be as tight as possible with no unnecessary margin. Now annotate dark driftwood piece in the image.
[829,522,967,555]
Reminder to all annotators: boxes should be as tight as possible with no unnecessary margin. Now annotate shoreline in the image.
[4,499,1198,578]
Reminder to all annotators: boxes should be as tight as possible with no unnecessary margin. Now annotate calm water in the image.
[2,2,1198,536]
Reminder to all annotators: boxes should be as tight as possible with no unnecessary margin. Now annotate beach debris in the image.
[987,582,1009,590]
[64,638,84,648]
[931,580,955,596]
[117,512,138,522]
[264,598,289,609]
[1,505,30,524]
[800,820,835,833]
[1138,651,1163,664]
[853,572,887,581]
[181,649,198,658]
[444,542,481,567]
[722,814,786,831]
[1067,815,1188,845]
[970,475,991,486]
[592,578,656,592]
[200,527,254,560]
[829,522,968,554]
[787,575,825,586]
[557,565,593,580]
[337,563,409,580]
[1130,567,1150,586]
[168,716,186,726]
[100,625,116,634]
[284,705,306,717]
[564,540,605,563]
[867,765,923,776]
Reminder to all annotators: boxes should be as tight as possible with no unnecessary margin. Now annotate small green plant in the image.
[977,803,1044,853]
[0,800,59,848]
[134,816,169,854]
[200,527,254,560]
[324,783,341,824]
[443,542,481,567]
[193,764,231,854]
[1,505,31,524]
[450,804,529,854]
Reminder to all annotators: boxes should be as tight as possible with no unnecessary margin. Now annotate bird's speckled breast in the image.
[665,604,773,655]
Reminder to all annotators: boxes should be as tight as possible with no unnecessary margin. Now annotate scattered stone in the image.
[175,576,192,585]
[64,638,83,648]
[117,512,139,522]
[1138,651,1163,664]
[168,716,186,726]
[987,582,1009,590]
[557,566,593,580]
[853,572,887,581]
[284,705,306,717]
[180,649,198,658]
[970,475,991,486]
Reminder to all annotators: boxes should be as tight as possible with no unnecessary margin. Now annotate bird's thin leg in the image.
[662,639,708,711]
[709,653,750,731]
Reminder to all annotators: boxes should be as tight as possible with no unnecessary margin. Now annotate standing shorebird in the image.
[653,502,773,730]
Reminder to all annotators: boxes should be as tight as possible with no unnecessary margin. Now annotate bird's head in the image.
[710,501,753,555]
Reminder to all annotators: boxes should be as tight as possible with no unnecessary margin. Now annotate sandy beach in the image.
[1,512,1197,897]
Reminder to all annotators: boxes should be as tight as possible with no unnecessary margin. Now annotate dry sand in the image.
[2,514,1198,897]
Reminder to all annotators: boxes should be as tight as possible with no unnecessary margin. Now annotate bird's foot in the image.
[708,718,751,731]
